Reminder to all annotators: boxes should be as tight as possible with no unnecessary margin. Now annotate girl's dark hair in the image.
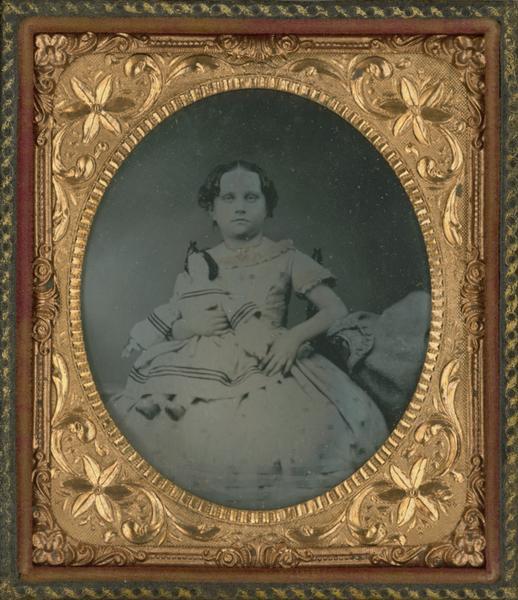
[198,160,278,217]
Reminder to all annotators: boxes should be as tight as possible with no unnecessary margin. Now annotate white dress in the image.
[109,238,388,509]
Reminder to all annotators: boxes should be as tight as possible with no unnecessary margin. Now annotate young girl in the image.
[111,160,388,510]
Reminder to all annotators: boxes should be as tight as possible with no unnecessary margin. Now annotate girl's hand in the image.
[184,307,230,337]
[260,330,303,376]
[121,337,143,358]
[234,316,274,361]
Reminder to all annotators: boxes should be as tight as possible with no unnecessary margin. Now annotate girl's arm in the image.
[261,284,348,375]
[290,284,348,344]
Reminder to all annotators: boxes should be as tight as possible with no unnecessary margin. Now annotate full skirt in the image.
[109,346,388,510]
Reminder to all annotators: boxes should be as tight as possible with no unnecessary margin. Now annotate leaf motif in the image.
[421,106,451,123]
[420,82,445,108]
[82,455,101,485]
[50,351,68,422]
[166,55,220,79]
[95,494,115,523]
[410,457,428,488]
[71,491,95,517]
[400,77,419,107]
[105,484,132,501]
[412,115,430,145]
[378,98,407,115]
[443,185,463,246]
[98,461,120,488]
[70,77,95,106]
[377,488,407,502]
[51,176,70,242]
[104,96,135,112]
[397,496,416,526]
[440,358,460,407]
[99,112,122,135]
[418,494,439,521]
[393,112,412,137]
[95,75,113,105]
[288,58,343,81]
[83,112,100,144]
[419,480,450,496]
[61,101,91,119]
[62,477,92,493]
[389,465,413,491]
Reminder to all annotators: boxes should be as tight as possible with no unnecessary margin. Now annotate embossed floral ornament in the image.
[32,530,65,565]
[453,36,485,69]
[215,34,301,64]
[64,456,130,523]
[379,458,445,526]
[35,34,68,67]
[62,75,134,143]
[380,77,451,145]
[451,525,486,566]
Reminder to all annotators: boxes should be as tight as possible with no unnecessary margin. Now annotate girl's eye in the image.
[221,194,234,202]
[245,194,258,202]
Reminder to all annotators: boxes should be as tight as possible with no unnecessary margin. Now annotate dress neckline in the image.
[208,238,294,268]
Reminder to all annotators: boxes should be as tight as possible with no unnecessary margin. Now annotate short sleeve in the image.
[289,249,336,299]
[130,272,186,349]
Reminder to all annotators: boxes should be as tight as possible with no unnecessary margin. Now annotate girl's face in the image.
[210,168,268,241]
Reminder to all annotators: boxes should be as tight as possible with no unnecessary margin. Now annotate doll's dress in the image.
[109,238,388,510]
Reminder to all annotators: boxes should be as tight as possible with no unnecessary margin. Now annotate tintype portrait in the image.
[19,15,501,581]
[82,90,430,509]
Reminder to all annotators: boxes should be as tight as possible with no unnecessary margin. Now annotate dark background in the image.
[82,89,430,395]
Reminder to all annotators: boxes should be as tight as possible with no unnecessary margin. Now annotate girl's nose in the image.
[234,197,247,212]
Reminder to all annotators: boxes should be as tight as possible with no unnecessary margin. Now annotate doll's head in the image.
[184,241,219,281]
